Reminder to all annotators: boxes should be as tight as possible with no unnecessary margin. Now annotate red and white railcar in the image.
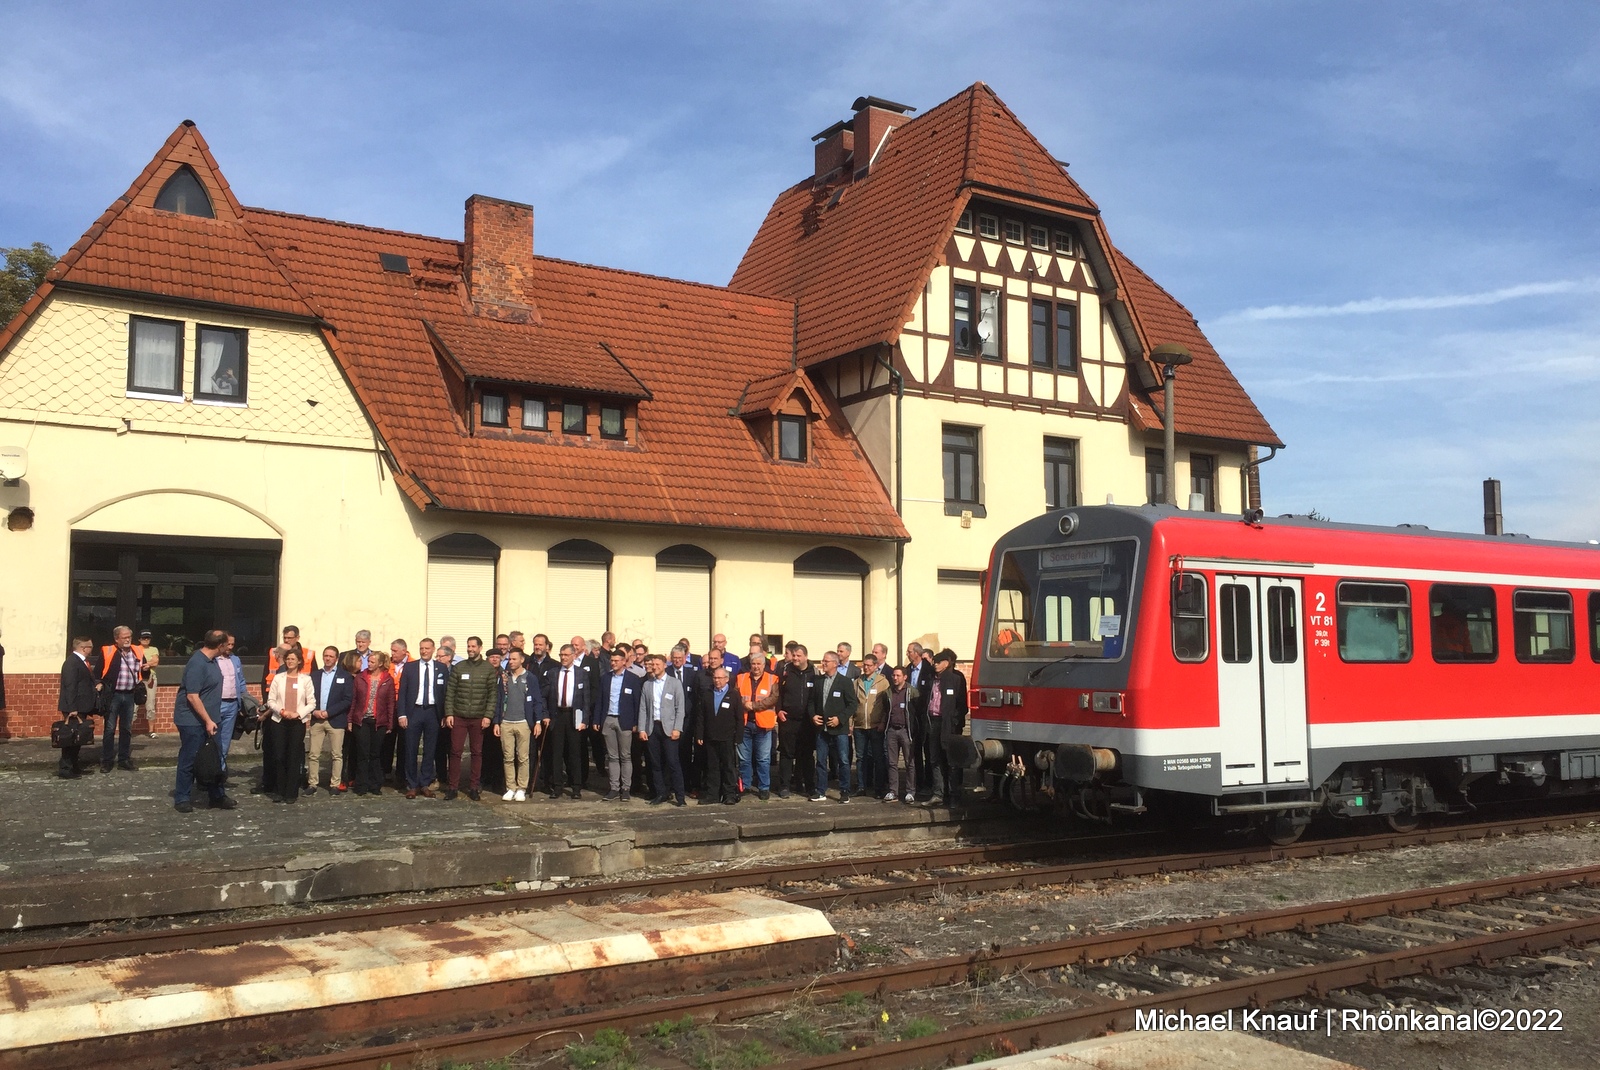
[967,506,1600,839]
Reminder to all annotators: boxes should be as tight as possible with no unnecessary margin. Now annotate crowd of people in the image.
[56,623,974,814]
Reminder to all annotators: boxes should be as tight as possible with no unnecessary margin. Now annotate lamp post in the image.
[1151,343,1193,507]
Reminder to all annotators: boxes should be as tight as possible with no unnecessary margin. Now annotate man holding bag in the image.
[173,629,237,813]
[56,636,100,779]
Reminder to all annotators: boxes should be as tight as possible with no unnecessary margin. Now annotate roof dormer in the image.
[732,369,826,463]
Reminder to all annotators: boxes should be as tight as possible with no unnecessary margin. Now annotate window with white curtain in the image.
[195,325,247,403]
[127,317,183,396]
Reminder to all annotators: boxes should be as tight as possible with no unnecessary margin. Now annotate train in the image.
[961,505,1600,842]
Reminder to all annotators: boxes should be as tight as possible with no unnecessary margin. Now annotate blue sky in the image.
[4,1,1597,539]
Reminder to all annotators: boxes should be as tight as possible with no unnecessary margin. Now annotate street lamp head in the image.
[1152,343,1193,369]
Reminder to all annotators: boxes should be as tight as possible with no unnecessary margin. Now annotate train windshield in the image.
[988,539,1138,659]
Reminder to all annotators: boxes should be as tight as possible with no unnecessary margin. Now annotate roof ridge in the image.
[245,205,461,246]
[530,251,796,307]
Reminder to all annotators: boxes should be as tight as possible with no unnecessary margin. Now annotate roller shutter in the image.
[547,561,608,644]
[935,577,984,661]
[655,565,711,652]
[792,573,863,658]
[426,558,495,645]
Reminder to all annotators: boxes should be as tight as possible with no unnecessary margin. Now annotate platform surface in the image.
[982,1032,1362,1070]
[0,891,833,1049]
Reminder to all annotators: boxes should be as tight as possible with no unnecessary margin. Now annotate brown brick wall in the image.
[0,677,262,739]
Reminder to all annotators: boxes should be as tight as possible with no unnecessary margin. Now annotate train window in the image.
[1171,572,1208,662]
[1219,584,1253,663]
[1429,584,1497,663]
[1337,581,1412,663]
[1591,593,1600,663]
[1266,586,1299,663]
[1513,590,1574,664]
[987,539,1137,659]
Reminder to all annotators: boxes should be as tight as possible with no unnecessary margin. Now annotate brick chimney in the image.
[849,95,915,177]
[463,194,537,323]
[812,120,855,180]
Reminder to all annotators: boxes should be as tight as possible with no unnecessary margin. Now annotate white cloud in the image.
[1222,278,1600,322]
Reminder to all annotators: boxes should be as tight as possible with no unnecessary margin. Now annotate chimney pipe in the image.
[463,194,538,323]
[1483,478,1503,536]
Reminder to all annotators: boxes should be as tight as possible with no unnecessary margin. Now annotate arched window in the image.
[153,167,215,218]
[656,544,715,651]
[547,539,611,643]
[426,533,499,646]
[792,546,869,658]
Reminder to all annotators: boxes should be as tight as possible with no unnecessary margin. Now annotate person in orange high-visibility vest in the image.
[263,625,314,691]
[98,626,145,771]
[737,656,780,798]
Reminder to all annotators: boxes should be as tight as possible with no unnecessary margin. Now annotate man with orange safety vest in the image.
[736,654,779,799]
[97,625,145,772]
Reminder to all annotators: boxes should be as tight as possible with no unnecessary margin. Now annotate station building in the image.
[0,83,1278,736]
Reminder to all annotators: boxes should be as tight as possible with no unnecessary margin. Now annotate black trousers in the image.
[270,719,306,801]
[352,719,384,793]
[776,712,815,795]
[915,718,943,796]
[545,713,584,793]
[646,724,685,802]
[379,726,400,782]
[702,737,738,802]
[260,717,284,794]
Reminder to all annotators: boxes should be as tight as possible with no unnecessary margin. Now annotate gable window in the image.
[480,391,507,427]
[942,424,981,507]
[978,288,1001,359]
[1030,299,1077,371]
[153,167,214,219]
[1145,447,1165,506]
[1054,230,1076,256]
[953,285,975,355]
[128,316,183,398]
[777,414,807,461]
[562,401,587,434]
[1004,220,1025,245]
[955,209,973,234]
[1190,454,1216,511]
[977,214,999,239]
[1043,436,1077,510]
[600,405,625,440]
[521,397,547,430]
[194,325,247,404]
[1028,225,1049,250]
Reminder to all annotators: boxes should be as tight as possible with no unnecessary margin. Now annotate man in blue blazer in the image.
[596,647,643,801]
[307,646,354,795]
[397,637,450,799]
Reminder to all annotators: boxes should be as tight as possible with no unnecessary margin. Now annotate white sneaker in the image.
[513,789,526,802]
[809,793,826,802]
[903,793,915,803]
[502,789,516,801]
[883,792,895,801]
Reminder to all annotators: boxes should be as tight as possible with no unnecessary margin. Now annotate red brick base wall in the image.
[0,677,262,739]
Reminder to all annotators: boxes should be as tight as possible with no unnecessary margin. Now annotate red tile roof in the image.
[730,83,1280,448]
[425,317,652,400]
[733,369,825,417]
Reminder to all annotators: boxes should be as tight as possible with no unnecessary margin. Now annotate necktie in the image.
[424,667,432,705]
[563,669,571,706]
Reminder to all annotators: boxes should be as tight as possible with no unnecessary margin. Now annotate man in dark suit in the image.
[812,651,858,803]
[665,644,701,794]
[57,636,100,779]
[695,665,746,805]
[397,638,449,799]
[542,644,595,799]
[306,645,354,794]
[904,642,938,799]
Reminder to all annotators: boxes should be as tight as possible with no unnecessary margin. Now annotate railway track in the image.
[143,859,1600,1070]
[3,806,1595,973]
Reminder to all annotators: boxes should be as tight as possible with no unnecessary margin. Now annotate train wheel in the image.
[1384,809,1421,833]
[1263,812,1307,846]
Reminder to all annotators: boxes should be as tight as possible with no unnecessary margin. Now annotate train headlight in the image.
[1058,512,1079,536]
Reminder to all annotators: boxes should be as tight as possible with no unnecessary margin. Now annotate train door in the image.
[1215,575,1309,786]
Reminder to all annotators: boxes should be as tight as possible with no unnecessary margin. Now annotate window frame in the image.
[1053,230,1075,256]
[978,287,1002,360]
[1028,225,1049,250]
[1266,586,1299,664]
[1190,453,1217,511]
[1171,571,1209,663]
[562,400,587,435]
[977,214,999,239]
[192,324,249,406]
[953,284,976,356]
[1336,580,1413,664]
[955,209,974,234]
[1003,219,1025,245]
[153,166,215,219]
[1043,435,1078,510]
[1219,582,1253,664]
[1144,447,1166,506]
[599,404,626,440]
[1029,297,1077,371]
[479,390,508,427]
[1429,583,1499,663]
[941,424,981,507]
[521,397,548,431]
[127,315,185,399]
[1590,592,1600,663]
[776,414,807,462]
[1512,588,1575,664]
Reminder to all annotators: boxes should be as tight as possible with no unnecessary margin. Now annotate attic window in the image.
[1054,230,1076,256]
[1028,225,1049,250]
[379,252,411,274]
[1004,220,1025,245]
[153,167,214,218]
[977,214,999,239]
[956,210,973,234]
[777,415,807,462]
[481,392,507,426]
[563,401,587,434]
[600,405,625,440]
[522,397,547,430]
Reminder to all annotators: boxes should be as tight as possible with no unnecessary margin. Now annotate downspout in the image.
[1239,445,1279,512]
[873,347,905,657]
